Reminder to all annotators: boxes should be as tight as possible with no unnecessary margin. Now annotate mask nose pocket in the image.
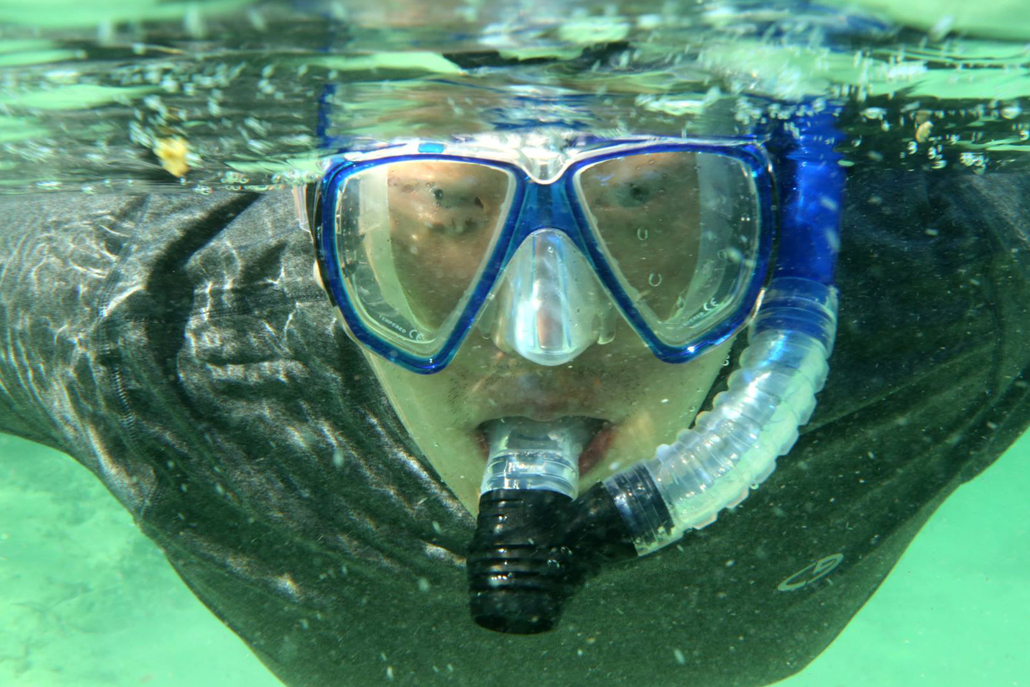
[488,228,614,366]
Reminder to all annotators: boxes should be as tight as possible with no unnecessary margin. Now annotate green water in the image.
[3,0,1030,192]
[3,431,1028,685]
[2,0,1030,685]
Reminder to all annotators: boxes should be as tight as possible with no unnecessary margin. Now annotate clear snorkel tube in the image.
[603,277,837,553]
[467,107,845,633]
[603,108,844,554]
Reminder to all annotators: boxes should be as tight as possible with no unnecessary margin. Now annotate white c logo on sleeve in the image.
[777,553,844,592]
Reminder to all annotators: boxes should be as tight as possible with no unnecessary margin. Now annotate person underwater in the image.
[302,111,845,633]
[1,43,1028,687]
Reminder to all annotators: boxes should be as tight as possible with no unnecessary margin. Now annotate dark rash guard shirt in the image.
[0,167,1027,687]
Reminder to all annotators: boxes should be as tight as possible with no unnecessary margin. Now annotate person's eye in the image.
[429,186,487,211]
[616,182,651,207]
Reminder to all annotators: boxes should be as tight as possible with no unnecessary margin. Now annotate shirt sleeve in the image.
[0,193,149,452]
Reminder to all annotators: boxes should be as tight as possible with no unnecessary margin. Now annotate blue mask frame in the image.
[310,113,844,374]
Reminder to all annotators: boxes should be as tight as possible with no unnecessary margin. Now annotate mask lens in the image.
[333,159,515,353]
[575,150,763,346]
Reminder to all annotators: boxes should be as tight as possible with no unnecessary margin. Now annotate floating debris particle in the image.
[247,8,267,32]
[928,15,955,40]
[154,137,190,177]
[184,5,206,39]
[915,120,933,143]
[1001,103,1022,120]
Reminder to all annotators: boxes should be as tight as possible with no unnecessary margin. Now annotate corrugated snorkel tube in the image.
[468,106,844,635]
[603,277,837,553]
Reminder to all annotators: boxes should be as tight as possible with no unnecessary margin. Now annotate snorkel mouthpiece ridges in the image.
[469,418,635,634]
[468,488,573,635]
[468,484,636,634]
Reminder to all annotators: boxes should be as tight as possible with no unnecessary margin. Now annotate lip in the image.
[474,419,615,478]
[577,420,615,476]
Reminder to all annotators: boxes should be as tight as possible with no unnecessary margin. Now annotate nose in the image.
[490,228,612,366]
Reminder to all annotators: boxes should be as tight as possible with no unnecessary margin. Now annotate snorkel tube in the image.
[467,106,845,633]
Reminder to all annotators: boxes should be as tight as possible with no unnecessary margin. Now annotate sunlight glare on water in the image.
[1,0,1030,194]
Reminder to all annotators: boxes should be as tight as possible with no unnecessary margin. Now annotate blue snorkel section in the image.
[773,109,846,285]
[316,83,336,151]
[754,105,845,351]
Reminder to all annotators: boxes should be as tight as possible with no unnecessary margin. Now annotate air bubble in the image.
[723,247,743,264]
[648,273,663,287]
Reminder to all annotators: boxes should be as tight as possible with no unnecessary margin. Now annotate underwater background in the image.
[1,0,1029,684]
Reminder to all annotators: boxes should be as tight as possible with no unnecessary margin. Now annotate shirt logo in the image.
[777,553,844,592]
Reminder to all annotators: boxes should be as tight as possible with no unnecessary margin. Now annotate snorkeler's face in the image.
[366,317,732,515]
[351,154,734,515]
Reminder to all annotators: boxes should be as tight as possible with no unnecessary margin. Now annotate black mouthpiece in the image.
[467,483,637,635]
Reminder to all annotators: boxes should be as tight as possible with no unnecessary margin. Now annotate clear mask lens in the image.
[333,159,516,356]
[574,150,763,347]
[328,149,765,365]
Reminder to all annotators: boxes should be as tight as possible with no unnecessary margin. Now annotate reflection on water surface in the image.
[1,0,1030,193]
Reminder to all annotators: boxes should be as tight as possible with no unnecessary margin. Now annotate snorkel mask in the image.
[302,106,844,634]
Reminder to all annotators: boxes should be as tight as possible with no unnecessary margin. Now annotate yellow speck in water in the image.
[915,120,933,143]
[155,137,190,177]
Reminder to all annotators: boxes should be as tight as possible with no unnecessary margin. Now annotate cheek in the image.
[371,353,469,424]
[617,342,732,421]
[391,237,492,326]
